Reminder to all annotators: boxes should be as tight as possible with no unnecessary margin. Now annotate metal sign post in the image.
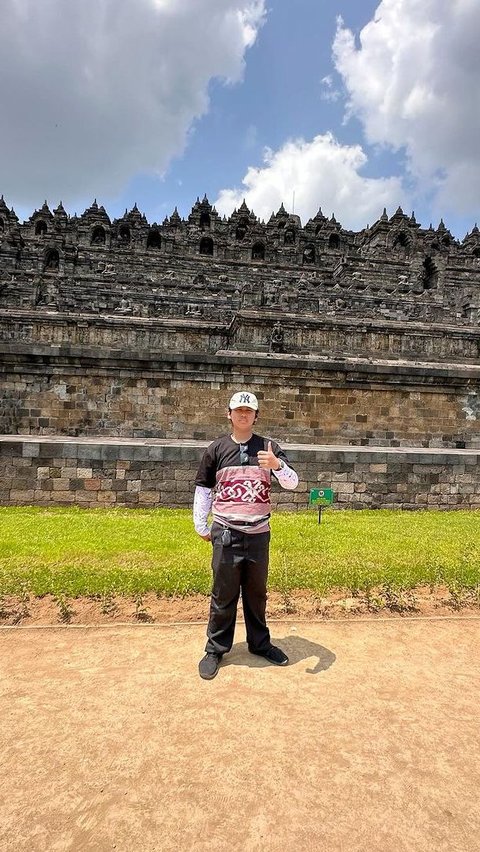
[309,487,334,523]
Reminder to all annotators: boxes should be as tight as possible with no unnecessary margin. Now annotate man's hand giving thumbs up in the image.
[257,440,281,471]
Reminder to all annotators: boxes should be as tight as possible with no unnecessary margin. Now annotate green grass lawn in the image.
[0,506,479,598]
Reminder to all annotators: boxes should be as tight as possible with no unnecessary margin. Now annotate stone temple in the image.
[0,194,479,509]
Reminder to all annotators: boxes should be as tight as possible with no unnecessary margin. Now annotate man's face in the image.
[229,406,257,430]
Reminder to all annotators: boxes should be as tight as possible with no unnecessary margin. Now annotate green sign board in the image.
[309,487,334,507]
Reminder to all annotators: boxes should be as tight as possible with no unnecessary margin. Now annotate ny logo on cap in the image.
[239,393,251,403]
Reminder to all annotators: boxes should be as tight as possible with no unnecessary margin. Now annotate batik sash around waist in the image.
[212,465,271,533]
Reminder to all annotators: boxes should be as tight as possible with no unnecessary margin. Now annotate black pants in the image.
[205,522,272,655]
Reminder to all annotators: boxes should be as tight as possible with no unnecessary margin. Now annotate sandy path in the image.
[1,618,479,852]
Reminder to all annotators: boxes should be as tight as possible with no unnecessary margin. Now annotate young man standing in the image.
[193,390,298,680]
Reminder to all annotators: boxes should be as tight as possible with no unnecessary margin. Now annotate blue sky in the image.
[1,0,479,238]
[127,0,384,221]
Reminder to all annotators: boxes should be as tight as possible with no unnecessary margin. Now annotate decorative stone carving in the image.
[0,193,479,366]
[36,279,58,307]
[270,321,284,353]
[185,303,203,316]
[116,297,131,313]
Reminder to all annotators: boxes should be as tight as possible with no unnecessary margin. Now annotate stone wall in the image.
[1,308,479,362]
[1,194,479,457]
[1,437,478,511]
[1,345,479,449]
[1,195,480,347]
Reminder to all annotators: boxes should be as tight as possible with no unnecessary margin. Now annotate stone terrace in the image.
[1,436,478,510]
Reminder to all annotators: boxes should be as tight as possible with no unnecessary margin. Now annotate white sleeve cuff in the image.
[273,463,299,490]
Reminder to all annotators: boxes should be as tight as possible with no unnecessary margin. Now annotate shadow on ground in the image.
[222,635,336,674]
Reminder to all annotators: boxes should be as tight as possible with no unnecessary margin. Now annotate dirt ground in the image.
[1,615,479,852]
[1,585,479,626]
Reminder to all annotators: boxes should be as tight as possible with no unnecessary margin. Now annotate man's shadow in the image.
[223,636,336,675]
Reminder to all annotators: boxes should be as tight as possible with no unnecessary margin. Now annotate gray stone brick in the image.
[22,443,40,458]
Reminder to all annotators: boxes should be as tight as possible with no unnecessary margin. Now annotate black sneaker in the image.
[249,645,289,666]
[199,652,222,680]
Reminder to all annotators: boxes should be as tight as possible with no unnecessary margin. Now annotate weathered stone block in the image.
[22,443,40,458]
[51,478,72,491]
[85,479,102,490]
[335,482,355,493]
[139,492,160,504]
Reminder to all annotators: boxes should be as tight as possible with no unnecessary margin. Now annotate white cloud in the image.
[0,0,265,206]
[320,75,341,103]
[333,0,480,216]
[215,132,408,229]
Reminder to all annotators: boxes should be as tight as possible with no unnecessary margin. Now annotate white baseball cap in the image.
[229,391,259,411]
